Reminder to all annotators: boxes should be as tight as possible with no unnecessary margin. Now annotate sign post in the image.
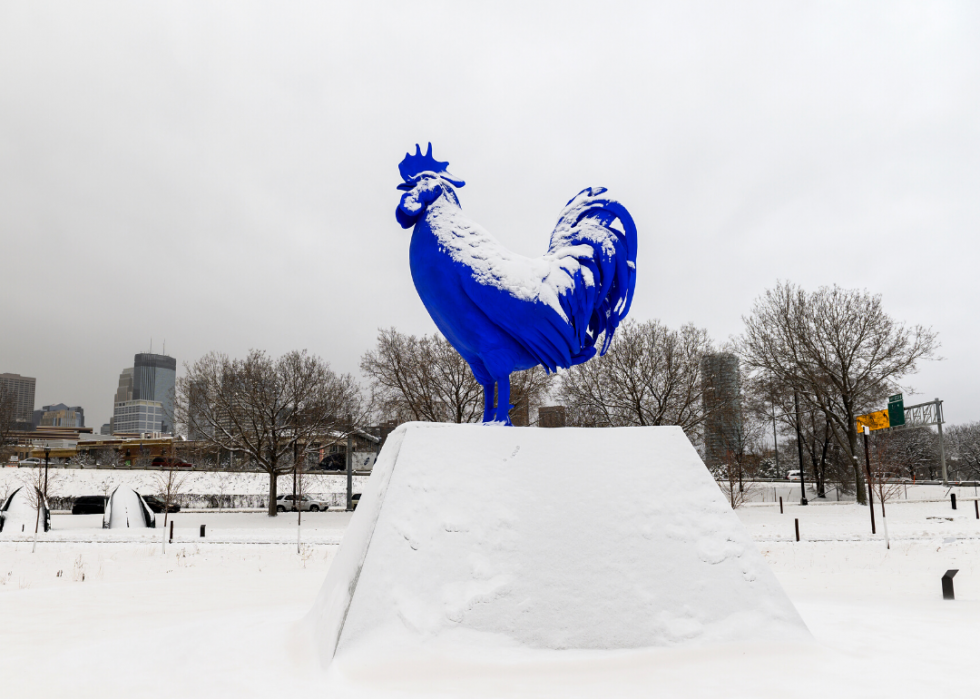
[863,426,876,534]
[856,394,947,485]
[935,398,948,486]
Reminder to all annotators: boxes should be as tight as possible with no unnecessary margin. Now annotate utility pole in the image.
[794,391,808,506]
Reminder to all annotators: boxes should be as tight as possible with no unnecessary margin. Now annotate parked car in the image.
[18,458,42,467]
[71,495,108,515]
[316,453,347,471]
[351,493,361,511]
[275,494,330,512]
[141,495,181,514]
[786,470,801,481]
[151,457,194,469]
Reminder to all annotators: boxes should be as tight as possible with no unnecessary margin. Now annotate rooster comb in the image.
[398,143,465,188]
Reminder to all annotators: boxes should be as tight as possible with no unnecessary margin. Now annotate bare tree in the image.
[880,427,940,480]
[132,446,154,470]
[747,376,851,499]
[95,447,122,468]
[154,466,187,552]
[361,328,553,424]
[867,434,906,549]
[18,468,56,553]
[943,423,980,481]
[99,476,114,501]
[362,329,482,423]
[175,349,363,517]
[736,282,939,504]
[713,424,765,509]
[68,451,93,468]
[556,319,714,437]
[507,365,554,426]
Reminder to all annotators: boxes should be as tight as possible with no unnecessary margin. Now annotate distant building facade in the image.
[109,354,176,435]
[115,368,134,403]
[0,373,37,430]
[32,404,85,429]
[538,406,567,428]
[133,353,176,433]
[112,399,165,435]
[700,353,742,470]
[109,367,134,434]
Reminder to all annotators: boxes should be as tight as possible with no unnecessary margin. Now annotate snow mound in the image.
[104,486,156,529]
[310,423,807,666]
[0,486,50,534]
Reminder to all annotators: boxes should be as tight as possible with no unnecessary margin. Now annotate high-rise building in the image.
[0,373,37,430]
[701,353,742,470]
[109,367,134,434]
[538,406,567,428]
[110,353,176,435]
[115,368,134,403]
[112,399,165,435]
[32,404,85,428]
[133,353,176,433]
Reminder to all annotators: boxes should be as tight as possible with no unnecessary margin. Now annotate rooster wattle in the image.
[396,144,637,425]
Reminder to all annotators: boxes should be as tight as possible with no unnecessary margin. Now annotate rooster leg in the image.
[481,382,496,423]
[493,377,513,426]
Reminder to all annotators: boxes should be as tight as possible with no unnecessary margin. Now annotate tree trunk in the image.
[814,431,829,499]
[268,470,278,517]
[33,493,41,554]
[847,424,867,505]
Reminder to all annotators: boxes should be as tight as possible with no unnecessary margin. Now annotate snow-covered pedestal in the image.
[311,423,806,665]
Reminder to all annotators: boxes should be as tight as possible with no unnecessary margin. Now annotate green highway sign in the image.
[888,393,906,427]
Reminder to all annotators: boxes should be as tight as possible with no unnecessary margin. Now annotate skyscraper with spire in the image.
[111,352,176,434]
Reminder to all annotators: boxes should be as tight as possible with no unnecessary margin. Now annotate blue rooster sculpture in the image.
[397,144,637,425]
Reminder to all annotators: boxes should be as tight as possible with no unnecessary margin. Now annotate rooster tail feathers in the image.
[549,188,637,358]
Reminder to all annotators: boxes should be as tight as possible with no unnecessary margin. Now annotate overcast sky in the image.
[1,2,978,429]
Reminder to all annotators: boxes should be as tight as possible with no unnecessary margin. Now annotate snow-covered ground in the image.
[2,499,979,697]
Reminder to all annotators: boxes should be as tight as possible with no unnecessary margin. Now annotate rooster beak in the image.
[396,182,416,191]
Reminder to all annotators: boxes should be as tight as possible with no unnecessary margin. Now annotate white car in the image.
[275,494,330,512]
[786,470,801,481]
[18,458,42,467]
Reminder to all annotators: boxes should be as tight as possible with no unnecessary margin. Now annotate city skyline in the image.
[2,3,978,429]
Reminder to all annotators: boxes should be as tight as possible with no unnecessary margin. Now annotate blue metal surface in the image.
[397,143,637,424]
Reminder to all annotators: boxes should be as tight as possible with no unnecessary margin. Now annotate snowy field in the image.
[2,499,979,697]
[0,467,370,510]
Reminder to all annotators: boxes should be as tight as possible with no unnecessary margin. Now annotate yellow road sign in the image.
[856,409,890,433]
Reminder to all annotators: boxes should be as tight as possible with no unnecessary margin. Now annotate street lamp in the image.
[44,446,50,498]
